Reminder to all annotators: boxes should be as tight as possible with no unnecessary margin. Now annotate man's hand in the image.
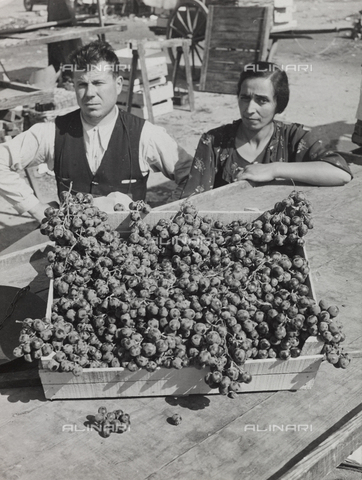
[28,202,52,224]
[236,164,277,183]
[93,192,132,213]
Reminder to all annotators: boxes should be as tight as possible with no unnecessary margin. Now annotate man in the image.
[0,41,192,223]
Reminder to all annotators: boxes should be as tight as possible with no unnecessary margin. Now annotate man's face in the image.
[74,61,122,125]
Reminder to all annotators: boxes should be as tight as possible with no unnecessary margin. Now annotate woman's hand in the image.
[236,163,277,183]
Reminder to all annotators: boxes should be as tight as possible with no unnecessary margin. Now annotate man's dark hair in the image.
[237,61,290,114]
[68,40,121,77]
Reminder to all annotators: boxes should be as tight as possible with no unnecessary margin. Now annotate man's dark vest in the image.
[54,108,148,201]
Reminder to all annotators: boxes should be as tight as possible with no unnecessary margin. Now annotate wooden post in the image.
[47,0,81,71]
[181,39,195,112]
[97,0,105,41]
[126,47,138,115]
[171,48,182,88]
[138,41,154,124]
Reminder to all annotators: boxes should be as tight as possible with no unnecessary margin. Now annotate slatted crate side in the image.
[39,351,323,382]
[39,371,322,400]
[106,210,265,233]
[39,353,323,400]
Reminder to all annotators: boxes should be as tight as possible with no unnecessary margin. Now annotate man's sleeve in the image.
[0,122,55,213]
[139,121,193,195]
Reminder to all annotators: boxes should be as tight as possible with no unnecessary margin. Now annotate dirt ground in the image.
[0,0,362,252]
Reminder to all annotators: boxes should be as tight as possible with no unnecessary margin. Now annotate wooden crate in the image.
[115,49,168,82]
[117,81,174,108]
[273,0,294,24]
[38,210,325,400]
[199,6,273,95]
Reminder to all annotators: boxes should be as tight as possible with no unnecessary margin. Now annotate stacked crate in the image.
[0,108,24,143]
[273,0,295,27]
[115,47,174,120]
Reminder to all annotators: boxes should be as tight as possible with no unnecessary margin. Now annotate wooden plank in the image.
[0,16,94,37]
[0,88,54,110]
[272,405,362,480]
[182,39,195,112]
[0,24,126,48]
[201,76,242,95]
[209,21,269,37]
[40,355,323,383]
[206,58,256,73]
[147,360,362,480]
[0,388,276,480]
[205,5,269,24]
[202,48,262,63]
[260,5,273,60]
[209,34,266,50]
[97,0,105,28]
[138,41,154,124]
[39,371,321,400]
[210,16,268,33]
[0,80,41,93]
[199,0,213,91]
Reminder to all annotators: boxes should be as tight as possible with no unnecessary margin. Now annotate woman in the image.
[181,62,352,197]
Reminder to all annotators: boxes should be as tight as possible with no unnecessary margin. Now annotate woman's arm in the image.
[237,160,352,186]
[180,133,217,198]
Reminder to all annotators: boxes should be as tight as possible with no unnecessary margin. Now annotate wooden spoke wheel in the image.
[166,0,208,80]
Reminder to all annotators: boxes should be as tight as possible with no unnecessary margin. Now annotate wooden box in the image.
[115,49,169,82]
[273,0,294,24]
[117,81,174,108]
[39,210,325,400]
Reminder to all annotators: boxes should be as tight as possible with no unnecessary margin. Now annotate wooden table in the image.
[0,161,361,480]
[0,24,127,49]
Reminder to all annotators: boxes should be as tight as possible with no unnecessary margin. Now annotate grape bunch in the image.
[170,413,182,426]
[114,199,152,213]
[129,200,152,214]
[93,406,130,438]
[13,190,350,398]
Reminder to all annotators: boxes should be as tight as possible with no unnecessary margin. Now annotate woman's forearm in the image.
[239,161,351,186]
[273,161,351,186]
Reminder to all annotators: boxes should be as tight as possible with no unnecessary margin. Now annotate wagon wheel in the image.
[166,0,208,81]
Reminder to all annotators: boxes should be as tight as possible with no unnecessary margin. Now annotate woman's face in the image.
[238,76,278,132]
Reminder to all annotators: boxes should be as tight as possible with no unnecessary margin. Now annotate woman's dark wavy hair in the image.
[68,40,121,78]
[237,61,290,114]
